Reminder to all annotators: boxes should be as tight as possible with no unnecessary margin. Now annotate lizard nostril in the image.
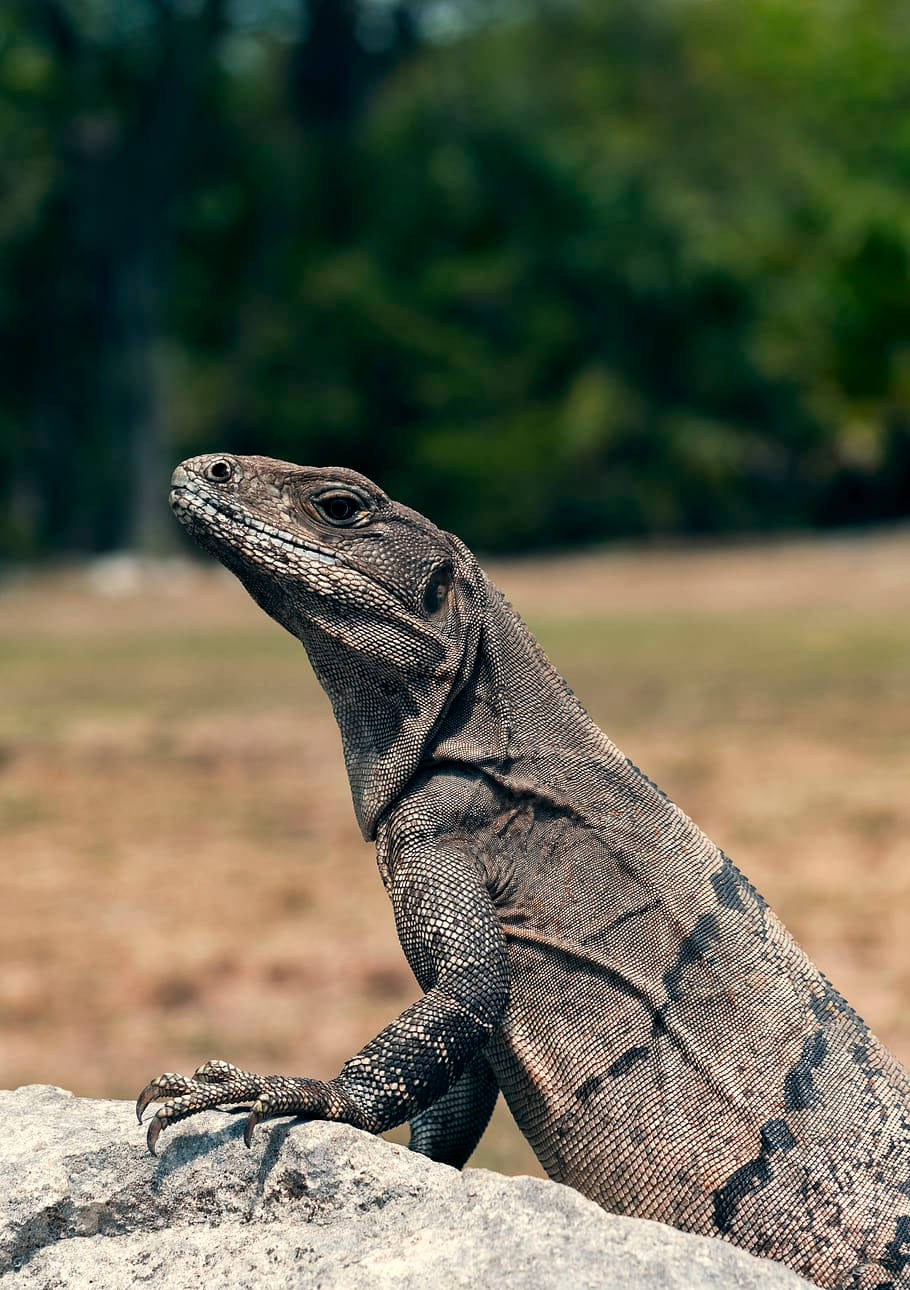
[206,458,234,484]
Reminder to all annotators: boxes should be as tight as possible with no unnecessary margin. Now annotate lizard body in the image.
[139,454,910,1289]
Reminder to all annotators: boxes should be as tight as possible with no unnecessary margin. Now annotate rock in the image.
[1,1085,812,1289]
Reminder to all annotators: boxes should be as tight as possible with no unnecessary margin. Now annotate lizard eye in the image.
[423,566,452,616]
[311,490,369,527]
[205,458,234,483]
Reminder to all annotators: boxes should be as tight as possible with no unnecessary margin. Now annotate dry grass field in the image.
[2,527,909,1175]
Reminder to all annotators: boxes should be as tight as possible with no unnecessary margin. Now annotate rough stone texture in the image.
[1,1085,814,1289]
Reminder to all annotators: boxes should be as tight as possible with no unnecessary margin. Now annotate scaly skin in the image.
[138,454,910,1289]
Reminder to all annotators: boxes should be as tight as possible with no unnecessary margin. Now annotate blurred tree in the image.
[1,0,909,556]
[3,0,231,551]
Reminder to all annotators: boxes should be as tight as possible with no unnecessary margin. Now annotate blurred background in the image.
[1,0,908,1174]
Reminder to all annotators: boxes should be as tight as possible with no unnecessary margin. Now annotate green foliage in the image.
[1,0,909,554]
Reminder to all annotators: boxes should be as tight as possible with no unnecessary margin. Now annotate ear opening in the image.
[423,563,453,617]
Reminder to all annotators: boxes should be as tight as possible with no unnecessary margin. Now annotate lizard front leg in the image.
[136,842,509,1155]
[407,1055,499,1168]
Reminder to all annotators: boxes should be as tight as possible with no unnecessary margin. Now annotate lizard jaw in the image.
[169,479,337,568]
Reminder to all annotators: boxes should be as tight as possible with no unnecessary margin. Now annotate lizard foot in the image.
[135,1060,350,1156]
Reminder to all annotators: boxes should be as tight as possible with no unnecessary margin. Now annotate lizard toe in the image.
[136,1072,196,1123]
[194,1059,244,1085]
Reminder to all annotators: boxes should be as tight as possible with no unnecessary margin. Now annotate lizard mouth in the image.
[170,482,337,567]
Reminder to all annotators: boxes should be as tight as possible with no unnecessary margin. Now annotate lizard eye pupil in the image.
[423,567,451,616]
[312,490,367,526]
[206,459,233,483]
[327,497,355,520]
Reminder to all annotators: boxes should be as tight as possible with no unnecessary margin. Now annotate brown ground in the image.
[1,527,909,1175]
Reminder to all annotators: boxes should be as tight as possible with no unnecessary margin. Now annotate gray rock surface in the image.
[1,1084,813,1288]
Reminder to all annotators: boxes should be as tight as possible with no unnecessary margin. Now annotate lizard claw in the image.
[136,1087,153,1124]
[146,1112,164,1156]
[244,1098,265,1148]
[136,1078,166,1124]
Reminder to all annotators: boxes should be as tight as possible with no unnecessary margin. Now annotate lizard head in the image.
[170,452,484,837]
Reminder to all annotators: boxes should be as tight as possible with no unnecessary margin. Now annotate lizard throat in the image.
[170,485,337,566]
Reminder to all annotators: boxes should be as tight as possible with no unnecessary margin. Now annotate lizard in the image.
[137,453,910,1289]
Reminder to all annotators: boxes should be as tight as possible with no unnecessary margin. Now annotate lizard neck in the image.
[429,580,760,961]
[430,578,769,965]
[302,609,481,843]
[429,575,708,883]
[430,574,619,791]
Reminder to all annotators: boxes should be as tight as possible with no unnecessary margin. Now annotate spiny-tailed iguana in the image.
[138,454,910,1289]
